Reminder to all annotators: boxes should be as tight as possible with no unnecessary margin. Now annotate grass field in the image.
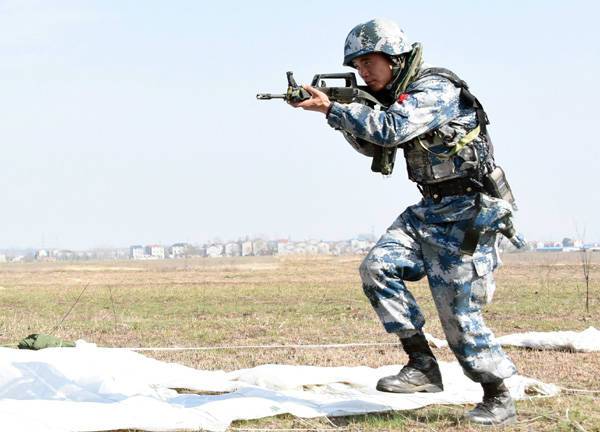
[0,252,598,431]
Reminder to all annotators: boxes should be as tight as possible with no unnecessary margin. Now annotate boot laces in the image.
[475,395,507,415]
[406,353,436,372]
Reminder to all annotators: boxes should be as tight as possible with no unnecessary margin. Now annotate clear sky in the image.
[1,0,598,249]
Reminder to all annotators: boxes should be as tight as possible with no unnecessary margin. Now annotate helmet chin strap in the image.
[385,42,423,98]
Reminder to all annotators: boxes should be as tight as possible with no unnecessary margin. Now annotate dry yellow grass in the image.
[0,252,598,431]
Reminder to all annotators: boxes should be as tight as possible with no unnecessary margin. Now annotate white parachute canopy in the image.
[0,326,585,432]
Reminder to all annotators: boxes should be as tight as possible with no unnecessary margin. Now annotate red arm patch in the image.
[397,93,409,103]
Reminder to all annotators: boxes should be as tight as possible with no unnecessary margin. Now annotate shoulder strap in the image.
[418,67,490,135]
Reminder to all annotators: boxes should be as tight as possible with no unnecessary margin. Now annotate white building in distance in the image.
[170,243,190,258]
[225,242,241,257]
[241,241,253,256]
[130,245,145,260]
[145,245,165,260]
[206,244,224,258]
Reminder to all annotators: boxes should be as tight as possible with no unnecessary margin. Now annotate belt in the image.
[419,177,484,202]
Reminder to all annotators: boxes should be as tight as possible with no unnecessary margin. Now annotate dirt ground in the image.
[0,251,598,431]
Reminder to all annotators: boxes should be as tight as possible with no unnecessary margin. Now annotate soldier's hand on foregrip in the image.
[291,85,331,115]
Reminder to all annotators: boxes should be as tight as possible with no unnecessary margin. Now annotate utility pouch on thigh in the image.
[471,255,495,305]
[483,166,516,207]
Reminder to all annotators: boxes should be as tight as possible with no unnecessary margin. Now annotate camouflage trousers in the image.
[360,194,517,383]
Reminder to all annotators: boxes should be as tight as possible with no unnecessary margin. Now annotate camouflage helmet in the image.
[343,19,412,67]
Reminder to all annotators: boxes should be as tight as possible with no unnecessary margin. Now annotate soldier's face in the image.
[353,53,393,92]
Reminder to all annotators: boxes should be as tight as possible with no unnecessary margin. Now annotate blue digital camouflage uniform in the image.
[326,70,517,383]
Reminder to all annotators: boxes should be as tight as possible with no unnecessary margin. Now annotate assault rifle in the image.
[256,71,384,106]
[257,71,396,175]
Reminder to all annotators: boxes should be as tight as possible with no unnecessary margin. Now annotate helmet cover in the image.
[343,18,412,67]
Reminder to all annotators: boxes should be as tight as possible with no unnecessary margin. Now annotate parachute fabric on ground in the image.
[0,339,559,432]
[425,327,600,352]
[495,327,600,352]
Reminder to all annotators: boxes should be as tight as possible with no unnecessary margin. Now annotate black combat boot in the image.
[466,380,516,426]
[376,332,444,393]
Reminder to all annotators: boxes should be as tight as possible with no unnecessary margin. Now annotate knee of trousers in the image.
[360,247,421,283]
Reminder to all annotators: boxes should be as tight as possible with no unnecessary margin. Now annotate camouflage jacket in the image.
[326,67,497,186]
[326,67,523,246]
[327,66,479,152]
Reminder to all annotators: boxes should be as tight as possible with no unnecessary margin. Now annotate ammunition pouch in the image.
[416,165,517,208]
[483,166,516,207]
[457,170,523,256]
[371,146,397,175]
[460,213,522,256]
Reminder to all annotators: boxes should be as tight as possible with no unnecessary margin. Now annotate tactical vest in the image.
[400,68,495,185]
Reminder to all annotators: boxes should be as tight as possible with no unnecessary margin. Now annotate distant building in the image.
[252,239,268,256]
[0,254,7,263]
[276,241,286,255]
[145,245,165,260]
[206,244,223,258]
[266,240,278,254]
[331,241,351,256]
[351,239,372,254]
[535,241,565,252]
[89,249,118,260]
[55,250,75,261]
[35,249,50,260]
[76,251,94,260]
[241,241,253,256]
[129,245,145,260]
[295,242,307,254]
[170,243,190,258]
[224,242,241,257]
[115,248,130,260]
[317,242,330,255]
[305,244,319,254]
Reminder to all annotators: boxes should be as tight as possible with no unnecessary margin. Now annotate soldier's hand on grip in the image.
[291,85,332,114]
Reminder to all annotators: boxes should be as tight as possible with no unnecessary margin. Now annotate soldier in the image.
[291,18,521,426]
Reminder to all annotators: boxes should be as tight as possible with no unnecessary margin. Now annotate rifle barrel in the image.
[256,93,286,100]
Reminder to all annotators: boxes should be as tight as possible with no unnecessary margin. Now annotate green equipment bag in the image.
[17,333,76,350]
